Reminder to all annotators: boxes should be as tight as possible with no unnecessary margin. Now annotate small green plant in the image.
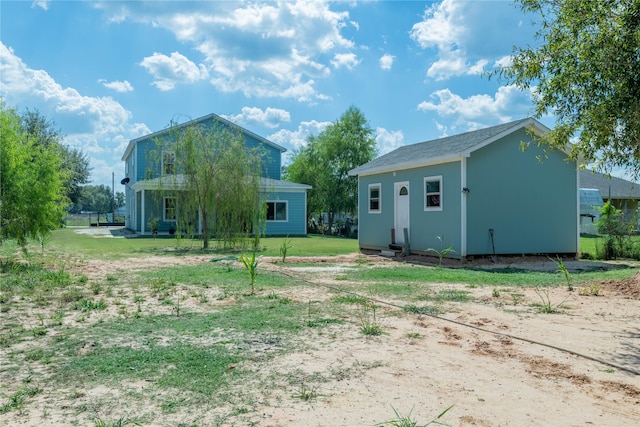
[359,299,383,336]
[578,282,602,296]
[294,382,318,401]
[93,417,139,427]
[511,293,524,305]
[550,256,572,291]
[239,251,259,295]
[403,304,442,316]
[426,235,456,266]
[492,288,500,298]
[148,216,159,237]
[533,287,567,314]
[279,236,292,262]
[382,404,454,426]
[0,385,41,414]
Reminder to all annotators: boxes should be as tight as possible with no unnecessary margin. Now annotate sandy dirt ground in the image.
[1,234,639,426]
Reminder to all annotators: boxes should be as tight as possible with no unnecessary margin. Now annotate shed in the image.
[579,169,640,224]
[349,118,579,258]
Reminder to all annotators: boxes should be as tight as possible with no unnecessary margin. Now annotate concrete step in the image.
[380,249,399,257]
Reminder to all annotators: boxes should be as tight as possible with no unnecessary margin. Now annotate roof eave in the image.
[349,155,465,177]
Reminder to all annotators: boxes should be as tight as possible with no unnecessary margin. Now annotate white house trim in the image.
[460,157,468,257]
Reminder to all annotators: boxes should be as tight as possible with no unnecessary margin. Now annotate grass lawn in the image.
[580,234,640,258]
[0,229,638,425]
[18,228,360,261]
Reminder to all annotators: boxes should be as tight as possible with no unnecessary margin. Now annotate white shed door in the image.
[394,182,410,244]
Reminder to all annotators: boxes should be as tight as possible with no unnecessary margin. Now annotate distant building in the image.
[121,113,311,236]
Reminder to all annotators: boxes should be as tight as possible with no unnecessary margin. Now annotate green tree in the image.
[75,185,116,214]
[596,201,635,259]
[496,0,640,177]
[156,120,264,250]
[0,102,66,247]
[20,109,91,206]
[283,135,326,227]
[285,106,377,233]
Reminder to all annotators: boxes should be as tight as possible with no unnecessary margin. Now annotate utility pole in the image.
[111,172,115,223]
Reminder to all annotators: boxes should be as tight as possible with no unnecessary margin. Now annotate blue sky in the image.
[2,0,551,189]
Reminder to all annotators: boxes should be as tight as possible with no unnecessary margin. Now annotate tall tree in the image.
[496,0,640,177]
[285,106,377,232]
[0,102,66,247]
[156,120,264,250]
[21,109,91,206]
[74,185,119,214]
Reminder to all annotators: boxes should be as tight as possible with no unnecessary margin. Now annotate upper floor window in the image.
[424,176,442,211]
[368,183,381,213]
[266,201,287,221]
[164,197,177,222]
[162,151,175,175]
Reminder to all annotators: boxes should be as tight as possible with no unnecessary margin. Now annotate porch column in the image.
[141,189,146,234]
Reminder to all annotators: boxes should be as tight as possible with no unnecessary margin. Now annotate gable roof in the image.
[122,112,286,161]
[579,169,640,200]
[349,118,549,176]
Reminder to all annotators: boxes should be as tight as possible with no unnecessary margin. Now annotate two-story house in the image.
[121,113,311,236]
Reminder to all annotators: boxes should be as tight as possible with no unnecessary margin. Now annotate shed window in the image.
[424,176,442,211]
[368,184,381,213]
[162,151,175,175]
[164,197,177,222]
[266,201,287,221]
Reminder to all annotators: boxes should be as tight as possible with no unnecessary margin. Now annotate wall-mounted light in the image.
[462,187,470,194]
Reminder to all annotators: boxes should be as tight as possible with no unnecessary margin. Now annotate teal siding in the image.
[466,129,577,255]
[357,161,463,254]
[264,191,307,236]
[136,139,156,182]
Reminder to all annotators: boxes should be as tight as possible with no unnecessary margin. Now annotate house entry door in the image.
[394,182,410,244]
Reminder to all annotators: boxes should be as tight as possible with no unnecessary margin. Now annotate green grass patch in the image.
[340,264,636,288]
[38,229,359,262]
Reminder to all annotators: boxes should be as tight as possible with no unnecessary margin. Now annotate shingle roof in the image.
[579,170,640,200]
[349,118,547,176]
[132,174,311,191]
[122,112,286,161]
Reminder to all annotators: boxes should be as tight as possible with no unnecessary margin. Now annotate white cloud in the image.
[375,127,404,155]
[410,0,533,80]
[410,0,463,50]
[417,85,535,129]
[331,52,360,70]
[99,79,134,93]
[494,55,513,68]
[379,53,394,71]
[139,51,209,91]
[0,42,150,187]
[31,1,49,10]
[268,120,331,153]
[223,107,291,129]
[96,0,355,101]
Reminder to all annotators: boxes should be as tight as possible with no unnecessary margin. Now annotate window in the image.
[368,183,381,213]
[424,176,442,211]
[162,151,175,175]
[266,201,287,221]
[164,197,177,221]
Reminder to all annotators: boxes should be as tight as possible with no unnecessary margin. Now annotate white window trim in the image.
[162,150,175,175]
[266,200,288,222]
[163,196,177,222]
[368,183,382,214]
[424,175,443,212]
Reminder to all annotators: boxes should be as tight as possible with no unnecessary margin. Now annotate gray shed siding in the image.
[357,160,463,253]
[465,129,577,255]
